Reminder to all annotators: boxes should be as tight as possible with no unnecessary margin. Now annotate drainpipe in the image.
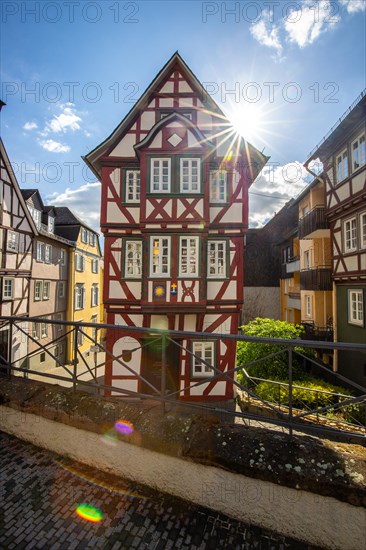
[67,246,76,364]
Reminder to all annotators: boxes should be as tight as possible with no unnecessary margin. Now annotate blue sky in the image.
[1,0,365,229]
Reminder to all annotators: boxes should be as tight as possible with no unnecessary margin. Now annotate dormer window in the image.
[48,216,55,233]
[150,158,171,193]
[27,205,41,229]
[180,159,200,193]
[209,170,227,203]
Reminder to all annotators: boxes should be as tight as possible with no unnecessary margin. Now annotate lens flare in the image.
[115,419,134,436]
[100,428,118,446]
[76,504,103,523]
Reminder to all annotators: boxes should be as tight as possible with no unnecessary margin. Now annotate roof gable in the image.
[83,52,268,179]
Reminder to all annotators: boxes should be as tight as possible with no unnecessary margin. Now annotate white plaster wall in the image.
[0,408,364,550]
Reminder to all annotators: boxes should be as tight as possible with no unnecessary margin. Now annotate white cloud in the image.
[249,161,309,227]
[39,139,70,153]
[339,0,366,14]
[250,15,283,57]
[44,103,82,134]
[23,121,38,130]
[284,0,340,48]
[47,182,101,232]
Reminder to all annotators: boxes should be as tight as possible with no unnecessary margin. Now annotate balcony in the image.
[288,286,300,299]
[301,322,334,342]
[286,256,300,274]
[298,207,329,239]
[281,256,300,278]
[300,267,332,291]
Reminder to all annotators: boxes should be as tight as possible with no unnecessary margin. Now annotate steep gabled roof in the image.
[83,52,269,180]
[305,89,366,163]
[0,139,38,235]
[20,188,45,211]
[52,206,98,235]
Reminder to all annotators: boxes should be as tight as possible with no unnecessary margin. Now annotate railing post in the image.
[288,345,293,437]
[8,319,13,379]
[73,325,78,393]
[161,334,166,414]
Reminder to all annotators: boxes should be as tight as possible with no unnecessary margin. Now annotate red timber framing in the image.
[84,52,268,402]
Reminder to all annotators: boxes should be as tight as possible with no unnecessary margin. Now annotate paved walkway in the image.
[0,432,319,550]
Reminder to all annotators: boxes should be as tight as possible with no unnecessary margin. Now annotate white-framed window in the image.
[126,170,141,202]
[336,149,349,183]
[91,284,99,307]
[209,170,227,203]
[179,237,199,277]
[150,158,171,193]
[58,281,65,299]
[348,289,364,326]
[75,253,85,272]
[91,314,98,342]
[360,212,366,249]
[91,258,99,273]
[44,244,52,264]
[305,295,312,318]
[81,228,88,243]
[207,240,226,278]
[55,312,63,332]
[27,205,41,229]
[125,241,142,278]
[74,284,85,310]
[351,133,366,172]
[304,250,310,270]
[34,280,42,301]
[32,323,40,340]
[36,242,44,261]
[2,278,14,300]
[77,328,85,346]
[43,281,50,300]
[41,322,48,338]
[7,231,18,252]
[48,216,55,233]
[344,217,357,252]
[150,236,171,277]
[192,341,215,377]
[60,249,66,265]
[89,232,96,246]
[180,158,200,193]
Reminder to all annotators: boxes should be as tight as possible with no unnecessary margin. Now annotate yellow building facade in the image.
[52,208,104,362]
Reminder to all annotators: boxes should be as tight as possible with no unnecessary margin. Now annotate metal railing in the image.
[300,267,332,291]
[0,315,365,443]
[298,207,328,239]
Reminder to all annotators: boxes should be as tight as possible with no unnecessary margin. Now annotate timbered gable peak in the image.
[134,112,213,155]
[84,52,268,179]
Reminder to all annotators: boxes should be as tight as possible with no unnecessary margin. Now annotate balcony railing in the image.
[281,256,300,278]
[288,288,300,299]
[301,322,334,342]
[300,267,332,291]
[298,207,329,239]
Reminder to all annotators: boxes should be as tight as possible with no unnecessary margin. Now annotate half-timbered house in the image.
[84,52,268,402]
[304,90,366,385]
[0,139,37,370]
[21,190,73,371]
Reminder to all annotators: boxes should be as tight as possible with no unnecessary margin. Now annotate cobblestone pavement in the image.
[0,432,319,550]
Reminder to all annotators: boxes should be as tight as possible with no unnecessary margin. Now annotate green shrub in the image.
[254,379,352,409]
[236,318,312,381]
